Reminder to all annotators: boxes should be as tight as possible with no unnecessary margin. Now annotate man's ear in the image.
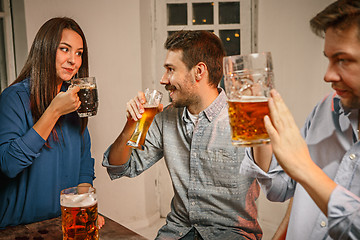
[194,62,207,81]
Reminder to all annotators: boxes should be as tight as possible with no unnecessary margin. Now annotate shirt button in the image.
[179,232,183,236]
[191,202,195,206]
[194,224,198,227]
[320,221,326,227]
[349,154,356,160]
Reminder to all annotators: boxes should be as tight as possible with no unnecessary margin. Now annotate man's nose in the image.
[324,64,340,83]
[160,73,170,85]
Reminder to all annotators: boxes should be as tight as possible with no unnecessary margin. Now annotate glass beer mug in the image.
[60,186,99,240]
[70,77,99,117]
[223,52,275,146]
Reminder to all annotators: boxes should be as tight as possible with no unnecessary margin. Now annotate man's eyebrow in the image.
[323,51,345,58]
[164,63,173,68]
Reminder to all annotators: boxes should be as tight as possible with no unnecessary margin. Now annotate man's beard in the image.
[340,96,360,110]
[172,93,201,109]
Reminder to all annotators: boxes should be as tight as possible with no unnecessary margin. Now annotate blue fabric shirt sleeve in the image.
[0,85,46,178]
[79,127,95,184]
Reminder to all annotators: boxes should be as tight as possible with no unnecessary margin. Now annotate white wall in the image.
[258,0,333,126]
[22,0,335,239]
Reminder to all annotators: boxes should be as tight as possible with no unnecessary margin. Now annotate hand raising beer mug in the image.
[223,52,274,146]
[127,88,163,150]
[61,186,99,240]
[70,77,99,117]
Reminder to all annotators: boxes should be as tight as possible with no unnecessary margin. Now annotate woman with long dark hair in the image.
[0,17,99,228]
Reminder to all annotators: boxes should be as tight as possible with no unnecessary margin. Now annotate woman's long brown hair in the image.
[11,17,89,143]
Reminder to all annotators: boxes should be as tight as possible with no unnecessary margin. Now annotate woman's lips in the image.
[64,67,74,73]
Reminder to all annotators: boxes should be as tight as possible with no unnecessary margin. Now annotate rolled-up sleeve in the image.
[102,113,164,180]
[328,185,360,239]
[102,145,131,180]
[240,147,295,202]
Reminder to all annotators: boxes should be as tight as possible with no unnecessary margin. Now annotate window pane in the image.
[0,18,8,92]
[219,29,240,56]
[192,2,213,25]
[0,0,3,12]
[219,2,240,24]
[167,3,187,26]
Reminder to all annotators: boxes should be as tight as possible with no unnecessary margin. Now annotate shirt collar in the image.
[332,93,356,116]
[182,88,227,123]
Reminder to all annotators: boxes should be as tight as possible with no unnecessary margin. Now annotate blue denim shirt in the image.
[103,89,262,240]
[241,93,360,240]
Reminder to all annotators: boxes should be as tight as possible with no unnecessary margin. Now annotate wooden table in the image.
[0,214,148,240]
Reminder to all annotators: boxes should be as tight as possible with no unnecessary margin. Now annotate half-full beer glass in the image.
[223,52,274,146]
[127,88,163,150]
[70,77,99,117]
[60,186,98,240]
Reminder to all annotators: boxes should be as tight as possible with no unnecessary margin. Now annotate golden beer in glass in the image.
[224,52,274,146]
[228,97,270,145]
[60,186,98,240]
[127,106,158,149]
[127,89,163,150]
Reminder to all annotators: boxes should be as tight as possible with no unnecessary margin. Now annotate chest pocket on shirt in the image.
[199,150,240,188]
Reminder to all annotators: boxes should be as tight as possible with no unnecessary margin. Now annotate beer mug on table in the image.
[127,88,163,150]
[70,77,99,117]
[60,186,99,240]
[223,52,274,146]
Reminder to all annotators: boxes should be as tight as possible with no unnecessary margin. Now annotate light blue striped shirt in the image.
[103,89,262,240]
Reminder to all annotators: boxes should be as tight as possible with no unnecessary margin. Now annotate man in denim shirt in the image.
[241,1,360,239]
[102,31,262,239]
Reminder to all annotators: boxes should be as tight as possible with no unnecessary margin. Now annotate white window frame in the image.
[153,0,258,93]
[164,0,253,52]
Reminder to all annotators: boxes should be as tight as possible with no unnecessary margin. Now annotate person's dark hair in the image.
[310,0,360,38]
[164,30,226,87]
[11,17,89,140]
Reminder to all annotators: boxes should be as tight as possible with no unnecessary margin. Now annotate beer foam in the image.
[143,104,158,108]
[60,193,97,208]
[78,83,96,89]
[229,96,268,102]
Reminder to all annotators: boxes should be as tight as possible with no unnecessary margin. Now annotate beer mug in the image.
[223,52,274,146]
[60,186,99,240]
[127,88,163,150]
[70,77,99,117]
